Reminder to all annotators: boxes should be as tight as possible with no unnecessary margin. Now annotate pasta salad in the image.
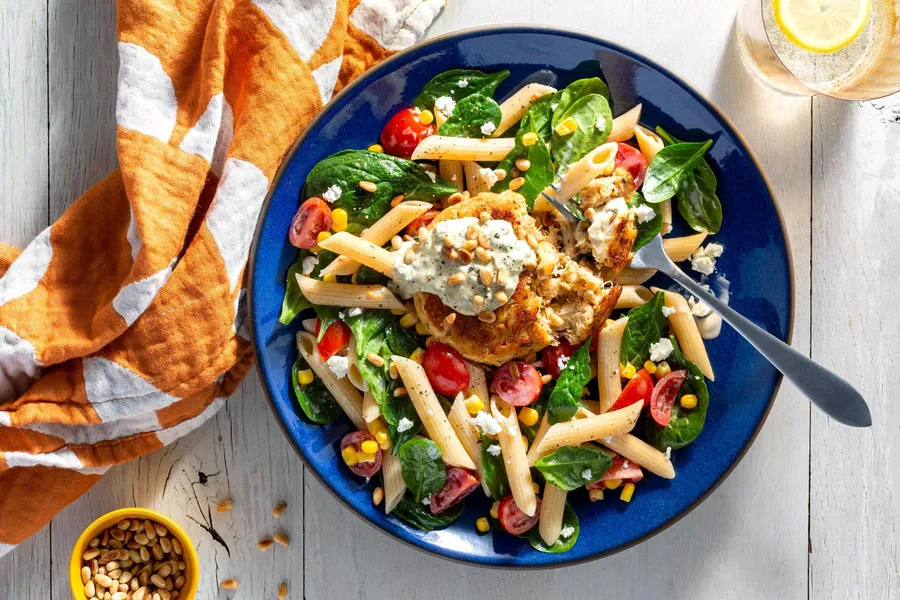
[279,66,726,553]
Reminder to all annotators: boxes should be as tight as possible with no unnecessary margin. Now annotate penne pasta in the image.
[392,356,476,469]
[439,160,464,192]
[527,402,642,465]
[448,394,490,496]
[607,104,642,143]
[539,483,568,546]
[598,316,628,413]
[463,161,493,195]
[634,124,665,162]
[600,433,676,479]
[581,399,602,414]
[533,143,618,212]
[606,266,655,285]
[464,362,489,403]
[411,135,516,162]
[296,332,366,430]
[296,275,405,311]
[615,285,653,308]
[347,350,369,393]
[317,232,396,277]
[528,413,551,463]
[656,289,715,380]
[493,83,557,137]
[660,199,673,236]
[492,397,538,517]
[361,390,380,423]
[320,201,432,276]
[604,233,709,284]
[382,451,406,514]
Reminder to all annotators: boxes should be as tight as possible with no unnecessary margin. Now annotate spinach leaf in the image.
[480,434,510,500]
[386,321,419,357]
[279,257,312,325]
[521,382,552,443]
[551,77,611,129]
[642,140,713,204]
[656,126,723,234]
[391,492,464,531]
[290,361,341,424]
[646,336,709,450]
[534,446,612,491]
[620,291,668,366]
[524,92,558,140]
[551,94,613,166]
[355,264,388,286]
[439,94,502,138]
[346,310,390,356]
[628,191,663,252]
[547,342,592,425]
[525,503,579,553]
[413,68,510,110]
[305,150,457,226]
[398,438,447,502]
[313,305,341,342]
[491,113,554,208]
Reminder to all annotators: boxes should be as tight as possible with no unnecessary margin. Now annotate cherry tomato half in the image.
[615,143,648,188]
[405,209,440,236]
[430,468,480,514]
[587,455,644,486]
[497,494,541,535]
[340,431,383,478]
[380,107,435,159]
[608,369,654,412]
[423,342,470,396]
[649,370,688,427]
[315,319,351,362]
[490,361,542,406]
[289,197,332,249]
[541,340,577,379]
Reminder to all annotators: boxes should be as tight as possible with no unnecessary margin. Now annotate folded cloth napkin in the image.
[0,0,444,557]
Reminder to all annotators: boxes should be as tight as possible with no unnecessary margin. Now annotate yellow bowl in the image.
[69,507,199,600]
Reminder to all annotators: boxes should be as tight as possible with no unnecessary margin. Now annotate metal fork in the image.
[539,171,583,223]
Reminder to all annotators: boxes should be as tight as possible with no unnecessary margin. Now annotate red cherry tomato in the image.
[289,197,332,249]
[430,468,480,514]
[490,361,542,406]
[587,456,644,487]
[405,209,440,236]
[649,370,688,426]
[315,318,351,361]
[497,495,541,535]
[380,107,435,158]
[541,340,577,379]
[423,342,470,396]
[340,431,382,478]
[608,369,654,412]
[615,143,648,188]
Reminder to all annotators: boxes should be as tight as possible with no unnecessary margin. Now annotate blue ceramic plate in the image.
[248,26,792,567]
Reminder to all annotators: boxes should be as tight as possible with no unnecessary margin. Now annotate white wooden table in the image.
[2,1,897,598]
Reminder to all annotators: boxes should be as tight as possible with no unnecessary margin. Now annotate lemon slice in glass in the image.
[774,0,871,53]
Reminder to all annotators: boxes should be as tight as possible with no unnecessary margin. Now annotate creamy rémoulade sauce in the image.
[392,217,535,316]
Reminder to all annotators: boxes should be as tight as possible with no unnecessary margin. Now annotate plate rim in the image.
[247,23,795,569]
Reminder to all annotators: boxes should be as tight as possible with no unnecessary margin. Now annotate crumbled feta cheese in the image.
[421,496,431,506]
[472,411,502,436]
[397,417,414,433]
[487,444,502,456]
[661,306,676,318]
[434,96,456,115]
[550,103,559,111]
[689,296,712,318]
[425,170,437,182]
[595,115,607,131]
[622,460,629,469]
[690,243,724,275]
[632,204,656,224]
[560,525,575,539]
[558,355,570,370]
[457,79,469,88]
[347,307,363,317]
[427,445,440,459]
[649,338,674,362]
[322,184,342,203]
[582,469,592,480]
[665,447,672,460]
[603,436,613,444]
[479,167,499,187]
[301,256,318,276]
[325,355,349,379]
[480,121,497,136]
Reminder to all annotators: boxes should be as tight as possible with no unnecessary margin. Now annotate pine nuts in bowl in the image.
[69,508,199,600]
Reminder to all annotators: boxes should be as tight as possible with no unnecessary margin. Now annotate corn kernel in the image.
[680,394,698,409]
[554,117,578,136]
[620,482,636,503]
[518,407,539,427]
[531,481,540,494]
[476,517,490,533]
[357,451,377,463]
[604,478,622,490]
[643,360,658,375]
[399,313,418,328]
[588,488,605,502]
[368,144,384,153]
[375,430,392,450]
[415,321,430,336]
[490,501,500,519]
[341,446,358,466]
[317,231,332,244]
[419,109,435,125]
[465,396,485,415]
[331,209,349,232]
[390,307,407,316]
[410,348,426,364]
[296,369,314,386]
[603,318,615,328]
[521,132,539,146]
[655,361,672,379]
[621,362,637,379]
[367,420,385,435]
[360,440,379,454]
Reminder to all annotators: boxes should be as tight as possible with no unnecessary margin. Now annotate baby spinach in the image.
[279,257,312,325]
[291,361,341,424]
[620,291,668,366]
[392,492,465,531]
[398,438,447,502]
[413,68,510,110]
[305,150,457,226]
[524,92,558,140]
[656,126,723,234]
[642,140,713,204]
[551,94,613,166]
[480,433,510,500]
[525,503,580,553]
[629,191,663,252]
[551,77,611,129]
[646,336,709,450]
[355,264,388,286]
[438,93,502,138]
[534,445,612,491]
[521,383,552,443]
[547,341,592,425]
[492,113,554,208]
[385,320,419,357]
[313,305,341,342]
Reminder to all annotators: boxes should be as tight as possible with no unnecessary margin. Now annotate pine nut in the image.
[159,536,172,554]
[508,177,525,191]
[220,579,239,590]
[152,544,164,561]
[495,291,509,304]
[151,574,166,588]
[116,520,131,531]
[154,523,168,537]
[174,576,185,589]
[366,352,385,367]
[279,582,289,599]
[274,533,290,547]
[479,269,493,286]
[478,311,497,323]
[541,374,552,384]
[515,158,531,171]
[139,546,150,562]
[133,588,147,600]
[216,500,233,512]
[81,566,92,584]
[110,529,125,541]
[472,295,485,311]
[466,225,480,240]
[392,387,407,397]
[143,520,156,540]
[494,168,507,181]
[479,211,491,223]
[112,592,128,600]
[442,313,457,329]
[458,248,474,264]
[448,273,465,286]
[475,247,491,262]
[83,549,101,561]
[84,581,96,597]
[95,574,113,588]
[89,537,101,549]
[134,534,150,546]
[359,180,377,192]
[390,194,405,207]
[171,538,183,556]
[461,239,478,251]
